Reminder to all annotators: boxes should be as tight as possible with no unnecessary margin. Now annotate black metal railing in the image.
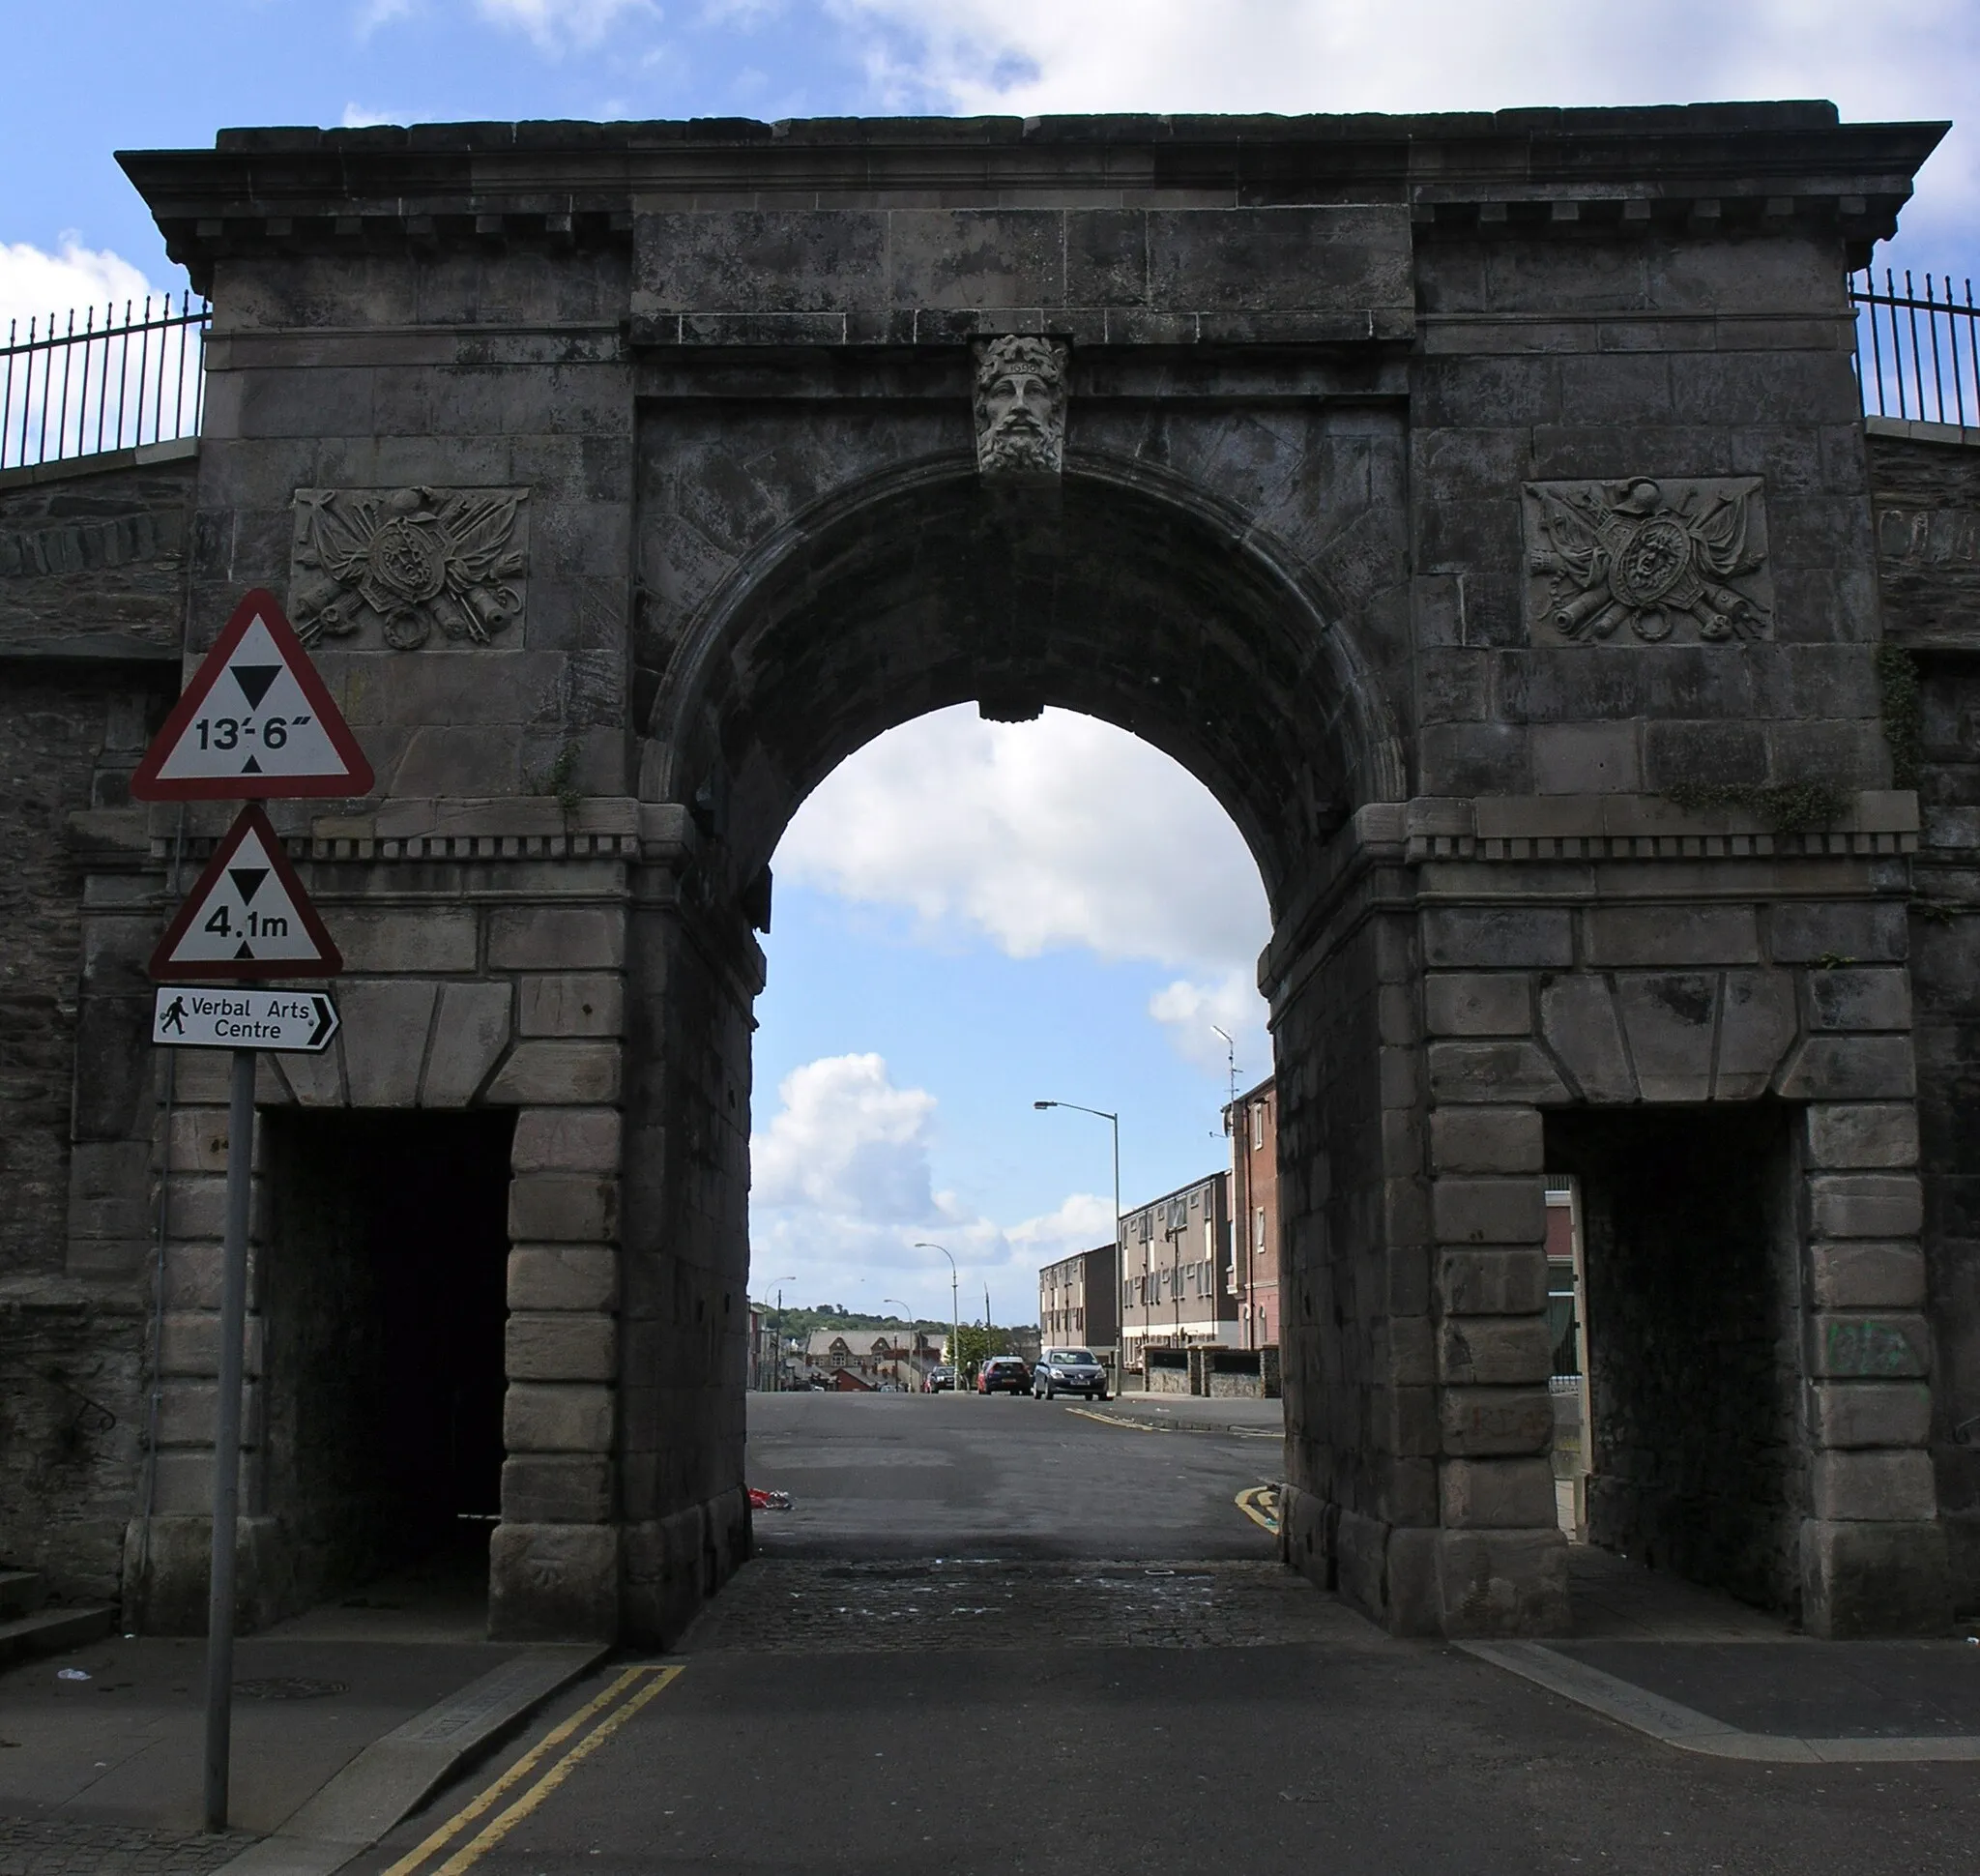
[1,292,210,473]
[1852,267,1980,429]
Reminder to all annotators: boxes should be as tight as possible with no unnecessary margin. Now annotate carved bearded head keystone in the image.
[973,336,1068,478]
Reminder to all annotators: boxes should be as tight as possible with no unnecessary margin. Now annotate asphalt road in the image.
[744,1389,1284,1559]
[345,1396,1980,1876]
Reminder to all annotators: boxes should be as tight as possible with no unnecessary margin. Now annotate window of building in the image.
[1254,1206,1266,1248]
[1251,1102,1264,1150]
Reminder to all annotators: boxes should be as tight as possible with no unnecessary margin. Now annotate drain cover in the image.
[233,1677,347,1700]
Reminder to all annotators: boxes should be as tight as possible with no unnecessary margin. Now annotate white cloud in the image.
[753,1051,944,1221]
[749,1051,1111,1312]
[476,0,655,50]
[0,238,163,337]
[778,706,1270,981]
[1148,970,1266,1085]
[833,0,1980,239]
[355,0,420,34]
[341,103,401,128]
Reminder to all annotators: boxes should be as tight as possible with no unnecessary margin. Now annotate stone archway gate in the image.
[3,103,1968,1645]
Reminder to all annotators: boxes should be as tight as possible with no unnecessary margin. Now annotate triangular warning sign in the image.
[131,589,374,801]
[148,805,343,982]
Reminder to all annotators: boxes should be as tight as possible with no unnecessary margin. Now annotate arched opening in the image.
[614,461,1419,1637]
[642,462,1405,909]
[742,701,1283,1562]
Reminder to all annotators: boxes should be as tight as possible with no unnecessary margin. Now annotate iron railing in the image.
[1852,267,1980,429]
[1,274,1973,471]
[1,292,210,473]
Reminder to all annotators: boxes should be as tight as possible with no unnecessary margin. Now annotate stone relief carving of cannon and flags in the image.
[1523,476,1775,646]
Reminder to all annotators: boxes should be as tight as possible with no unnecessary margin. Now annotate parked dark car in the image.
[923,1366,956,1392]
[1032,1348,1109,1400]
[976,1356,1032,1394]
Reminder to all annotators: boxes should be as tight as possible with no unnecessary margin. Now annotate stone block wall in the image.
[192,248,635,805]
[1410,232,1885,804]
[1869,427,1980,1613]
[616,876,755,1645]
[0,450,192,1602]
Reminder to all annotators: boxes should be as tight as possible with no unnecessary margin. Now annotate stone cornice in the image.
[118,106,1946,292]
[1260,789,1921,1004]
[75,798,699,868]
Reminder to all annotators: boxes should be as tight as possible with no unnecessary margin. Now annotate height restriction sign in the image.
[131,589,373,800]
[148,805,342,981]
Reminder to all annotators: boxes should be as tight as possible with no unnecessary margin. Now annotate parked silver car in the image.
[1032,1348,1109,1400]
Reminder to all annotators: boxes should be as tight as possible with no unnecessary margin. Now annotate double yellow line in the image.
[382,1664,683,1876]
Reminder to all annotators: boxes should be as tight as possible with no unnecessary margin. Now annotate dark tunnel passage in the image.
[1547,1105,1802,1615]
[260,1109,513,1614]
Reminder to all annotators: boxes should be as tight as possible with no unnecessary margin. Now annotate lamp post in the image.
[883,1298,914,1390]
[767,1276,796,1392]
[1034,1099,1121,1382]
[916,1244,961,1395]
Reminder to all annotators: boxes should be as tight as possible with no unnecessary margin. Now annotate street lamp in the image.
[883,1298,914,1390]
[1034,1099,1121,1381]
[916,1244,961,1396]
[767,1276,797,1392]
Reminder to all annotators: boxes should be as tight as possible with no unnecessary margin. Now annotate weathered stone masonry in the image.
[4,102,1975,1643]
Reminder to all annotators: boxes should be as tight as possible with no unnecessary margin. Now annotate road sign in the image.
[131,588,374,800]
[152,985,339,1053]
[148,805,343,981]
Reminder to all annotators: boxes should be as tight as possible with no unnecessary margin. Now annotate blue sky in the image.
[7,1,1978,1323]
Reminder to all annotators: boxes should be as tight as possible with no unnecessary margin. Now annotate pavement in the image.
[1073,1391,1287,1438]
[15,1392,1980,1874]
[0,1569,601,1876]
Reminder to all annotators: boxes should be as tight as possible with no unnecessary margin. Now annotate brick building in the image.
[1225,1077,1281,1351]
[1037,1243,1120,1366]
[1118,1173,1236,1373]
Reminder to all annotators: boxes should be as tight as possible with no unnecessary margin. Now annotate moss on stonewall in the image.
[1664,779,1852,832]
[1877,641,1922,791]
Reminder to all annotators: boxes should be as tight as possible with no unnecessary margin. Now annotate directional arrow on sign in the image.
[149,805,343,981]
[131,589,374,800]
[153,986,341,1053]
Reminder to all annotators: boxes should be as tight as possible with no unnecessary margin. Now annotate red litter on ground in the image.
[747,1488,792,1511]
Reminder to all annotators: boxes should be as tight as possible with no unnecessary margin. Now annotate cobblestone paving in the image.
[684,1558,1375,1655]
[0,1818,252,1876]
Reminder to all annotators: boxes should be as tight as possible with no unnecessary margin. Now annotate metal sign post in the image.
[206,1045,255,1834]
[133,590,365,1834]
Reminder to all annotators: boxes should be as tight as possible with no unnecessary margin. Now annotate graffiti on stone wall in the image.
[973,336,1068,478]
[289,486,529,650]
[1523,477,1772,645]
